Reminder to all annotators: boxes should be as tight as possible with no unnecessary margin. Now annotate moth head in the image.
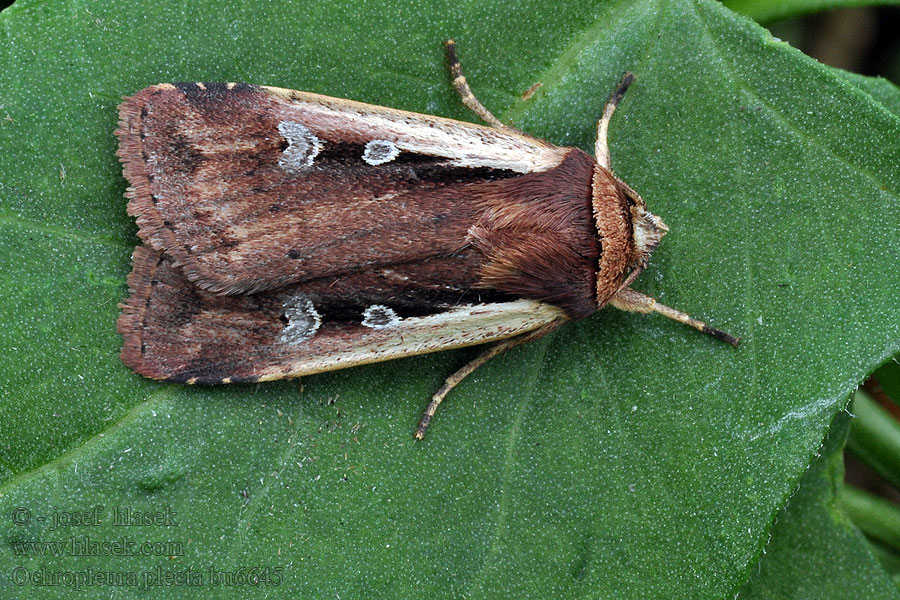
[618,179,668,271]
[592,166,670,308]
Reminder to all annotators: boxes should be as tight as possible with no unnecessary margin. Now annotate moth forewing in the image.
[253,299,567,381]
[119,247,567,385]
[115,82,570,296]
[260,85,567,172]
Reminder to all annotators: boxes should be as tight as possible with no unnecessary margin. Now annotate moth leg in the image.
[414,321,563,440]
[445,39,510,130]
[595,72,635,169]
[609,287,740,347]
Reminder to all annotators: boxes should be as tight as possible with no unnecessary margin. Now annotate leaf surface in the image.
[1,0,898,597]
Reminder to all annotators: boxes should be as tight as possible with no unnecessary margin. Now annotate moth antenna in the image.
[415,321,563,440]
[596,72,635,169]
[445,39,510,130]
[609,288,740,347]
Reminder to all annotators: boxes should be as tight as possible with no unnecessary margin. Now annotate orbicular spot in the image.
[362,139,400,166]
[280,293,322,344]
[361,304,401,329]
[278,121,322,172]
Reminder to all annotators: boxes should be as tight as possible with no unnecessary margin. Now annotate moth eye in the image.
[361,304,401,329]
[277,121,322,171]
[280,293,322,344]
[362,140,400,166]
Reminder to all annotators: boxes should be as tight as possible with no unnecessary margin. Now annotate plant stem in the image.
[839,485,900,552]
[847,390,900,490]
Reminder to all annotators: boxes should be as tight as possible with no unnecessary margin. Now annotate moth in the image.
[116,40,738,439]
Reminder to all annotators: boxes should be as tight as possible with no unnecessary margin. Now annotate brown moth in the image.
[116,40,738,439]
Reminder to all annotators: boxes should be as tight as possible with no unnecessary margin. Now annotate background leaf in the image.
[723,0,900,24]
[1,0,899,598]
[738,413,900,599]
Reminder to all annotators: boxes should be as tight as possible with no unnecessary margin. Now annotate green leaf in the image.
[1,0,899,598]
[722,0,900,24]
[738,414,900,599]
[837,70,900,119]
[874,358,900,402]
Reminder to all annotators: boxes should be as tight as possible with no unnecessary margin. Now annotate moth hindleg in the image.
[414,320,563,440]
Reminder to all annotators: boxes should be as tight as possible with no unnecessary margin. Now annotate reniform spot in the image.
[278,121,322,171]
[280,293,322,344]
[361,304,401,329]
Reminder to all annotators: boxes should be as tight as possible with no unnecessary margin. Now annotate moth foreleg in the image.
[445,39,510,130]
[414,320,564,440]
[610,287,740,347]
[595,72,635,169]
